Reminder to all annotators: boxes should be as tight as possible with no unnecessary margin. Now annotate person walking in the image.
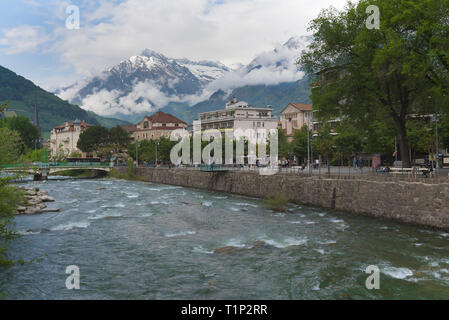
[353,156,358,169]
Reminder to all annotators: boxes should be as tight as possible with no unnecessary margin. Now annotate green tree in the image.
[0,176,24,266]
[291,126,310,164]
[77,125,131,158]
[277,129,292,160]
[0,116,40,150]
[333,122,364,165]
[77,126,109,154]
[312,125,335,168]
[300,0,449,167]
[0,128,22,164]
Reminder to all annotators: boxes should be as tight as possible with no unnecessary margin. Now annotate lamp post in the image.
[436,114,439,174]
[34,139,38,162]
[155,141,160,167]
[135,141,139,168]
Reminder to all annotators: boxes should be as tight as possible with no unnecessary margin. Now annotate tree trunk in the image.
[394,118,411,168]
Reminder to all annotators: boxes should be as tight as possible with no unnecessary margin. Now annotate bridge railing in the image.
[1,162,111,169]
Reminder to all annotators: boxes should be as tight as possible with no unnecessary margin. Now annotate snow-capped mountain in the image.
[57,35,312,123]
[57,49,231,120]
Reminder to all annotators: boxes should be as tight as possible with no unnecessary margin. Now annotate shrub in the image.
[262,192,288,212]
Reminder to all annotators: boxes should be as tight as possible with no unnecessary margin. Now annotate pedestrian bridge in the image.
[1,162,112,180]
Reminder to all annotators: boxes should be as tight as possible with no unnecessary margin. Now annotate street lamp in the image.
[34,139,38,162]
[135,141,139,168]
[435,114,439,174]
[155,140,160,167]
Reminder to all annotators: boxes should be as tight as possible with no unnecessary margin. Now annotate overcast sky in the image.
[0,0,349,90]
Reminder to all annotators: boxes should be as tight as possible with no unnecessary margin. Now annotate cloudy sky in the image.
[0,0,348,91]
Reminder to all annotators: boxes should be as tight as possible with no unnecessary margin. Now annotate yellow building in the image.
[279,103,313,141]
[128,111,188,142]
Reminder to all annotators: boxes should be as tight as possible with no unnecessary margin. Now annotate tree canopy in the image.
[0,115,40,150]
[300,0,449,167]
[77,125,131,157]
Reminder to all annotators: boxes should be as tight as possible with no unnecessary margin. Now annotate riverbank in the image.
[113,167,449,231]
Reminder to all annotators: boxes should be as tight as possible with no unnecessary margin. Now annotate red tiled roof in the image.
[54,120,91,130]
[144,111,187,125]
[135,126,184,132]
[281,103,313,113]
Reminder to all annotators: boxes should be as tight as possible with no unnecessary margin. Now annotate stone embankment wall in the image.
[116,167,449,230]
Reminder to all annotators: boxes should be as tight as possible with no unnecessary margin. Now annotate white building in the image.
[50,120,91,158]
[196,98,279,138]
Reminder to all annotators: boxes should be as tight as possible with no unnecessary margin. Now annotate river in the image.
[1,177,449,299]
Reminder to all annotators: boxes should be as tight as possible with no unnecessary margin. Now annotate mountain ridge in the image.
[0,65,129,137]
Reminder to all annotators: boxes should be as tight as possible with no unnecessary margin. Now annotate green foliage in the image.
[19,148,50,164]
[77,125,131,157]
[291,126,310,163]
[128,137,177,163]
[0,116,40,150]
[0,177,24,266]
[312,125,335,164]
[0,66,129,136]
[0,128,22,164]
[300,0,449,167]
[69,151,81,158]
[333,122,364,162]
[277,129,292,159]
[262,192,289,212]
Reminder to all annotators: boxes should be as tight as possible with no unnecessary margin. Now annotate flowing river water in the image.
[1,177,449,299]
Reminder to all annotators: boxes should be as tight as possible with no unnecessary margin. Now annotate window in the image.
[144,121,149,128]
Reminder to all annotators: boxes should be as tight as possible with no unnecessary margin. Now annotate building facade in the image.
[279,103,313,141]
[196,98,279,138]
[50,120,91,157]
[129,111,188,142]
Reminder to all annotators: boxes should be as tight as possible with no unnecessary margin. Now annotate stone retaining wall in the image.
[116,167,449,230]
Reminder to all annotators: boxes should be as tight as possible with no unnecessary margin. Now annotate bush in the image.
[0,176,25,266]
[262,192,288,212]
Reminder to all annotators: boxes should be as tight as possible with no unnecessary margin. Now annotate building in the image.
[196,98,278,138]
[129,111,188,142]
[50,120,91,157]
[279,103,313,141]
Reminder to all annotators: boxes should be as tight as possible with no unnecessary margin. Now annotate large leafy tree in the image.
[77,125,131,157]
[0,116,40,150]
[300,0,449,167]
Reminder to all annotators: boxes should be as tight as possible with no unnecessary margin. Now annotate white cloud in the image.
[0,25,50,54]
[26,0,347,78]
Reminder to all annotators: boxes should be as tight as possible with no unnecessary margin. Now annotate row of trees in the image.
[279,116,449,167]
[300,0,449,167]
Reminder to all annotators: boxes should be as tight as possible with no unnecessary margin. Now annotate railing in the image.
[1,162,111,169]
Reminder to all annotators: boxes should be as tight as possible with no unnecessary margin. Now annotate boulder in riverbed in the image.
[213,246,246,255]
